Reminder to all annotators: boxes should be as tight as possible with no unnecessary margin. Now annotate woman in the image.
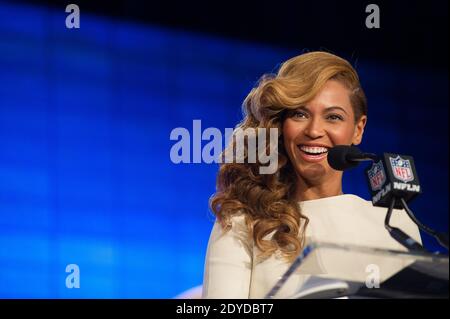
[202,51,421,298]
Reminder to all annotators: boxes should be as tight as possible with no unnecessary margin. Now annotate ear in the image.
[352,115,367,146]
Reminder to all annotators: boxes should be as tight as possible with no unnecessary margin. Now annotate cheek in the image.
[282,119,301,143]
[328,125,355,144]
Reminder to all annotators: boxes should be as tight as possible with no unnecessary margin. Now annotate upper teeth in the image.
[300,146,328,153]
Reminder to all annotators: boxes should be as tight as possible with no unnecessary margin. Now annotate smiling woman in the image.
[202,51,421,299]
[283,79,367,201]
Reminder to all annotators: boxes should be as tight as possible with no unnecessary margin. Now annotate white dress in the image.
[202,194,422,298]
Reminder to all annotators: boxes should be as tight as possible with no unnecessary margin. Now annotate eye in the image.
[291,110,308,119]
[327,114,344,121]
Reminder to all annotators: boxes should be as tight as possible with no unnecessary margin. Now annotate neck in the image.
[294,173,343,202]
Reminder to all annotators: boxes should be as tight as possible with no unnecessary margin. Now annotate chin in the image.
[297,165,328,181]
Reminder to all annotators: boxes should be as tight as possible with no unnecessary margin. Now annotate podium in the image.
[265,242,449,299]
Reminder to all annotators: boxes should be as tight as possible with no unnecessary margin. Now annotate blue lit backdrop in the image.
[0,1,448,298]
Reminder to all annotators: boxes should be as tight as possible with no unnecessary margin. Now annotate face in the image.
[282,80,367,183]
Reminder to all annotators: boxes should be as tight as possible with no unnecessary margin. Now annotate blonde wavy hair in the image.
[210,51,368,262]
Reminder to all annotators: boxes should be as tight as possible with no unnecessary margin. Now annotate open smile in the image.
[297,145,330,163]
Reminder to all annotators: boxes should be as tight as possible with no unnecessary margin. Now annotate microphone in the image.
[365,152,421,209]
[328,145,448,251]
[327,145,378,171]
[365,152,448,251]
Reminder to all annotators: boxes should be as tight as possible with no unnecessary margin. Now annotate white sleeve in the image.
[202,215,253,299]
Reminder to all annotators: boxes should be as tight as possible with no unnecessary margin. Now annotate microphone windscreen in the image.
[327,145,361,171]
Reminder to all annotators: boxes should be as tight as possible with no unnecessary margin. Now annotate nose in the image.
[303,117,325,139]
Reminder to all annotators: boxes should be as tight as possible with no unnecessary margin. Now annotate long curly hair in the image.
[210,51,368,262]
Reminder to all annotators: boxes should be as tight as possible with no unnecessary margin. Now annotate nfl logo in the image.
[390,155,414,182]
[368,161,386,191]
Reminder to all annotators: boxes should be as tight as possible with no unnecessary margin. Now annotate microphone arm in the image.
[399,198,449,250]
[384,197,427,253]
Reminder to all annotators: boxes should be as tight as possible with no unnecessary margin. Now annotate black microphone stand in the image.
[399,198,449,250]
[384,197,428,253]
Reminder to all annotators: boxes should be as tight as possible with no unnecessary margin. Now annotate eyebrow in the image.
[296,105,348,115]
[325,106,348,115]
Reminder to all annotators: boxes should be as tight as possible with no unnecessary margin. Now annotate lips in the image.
[297,144,330,163]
